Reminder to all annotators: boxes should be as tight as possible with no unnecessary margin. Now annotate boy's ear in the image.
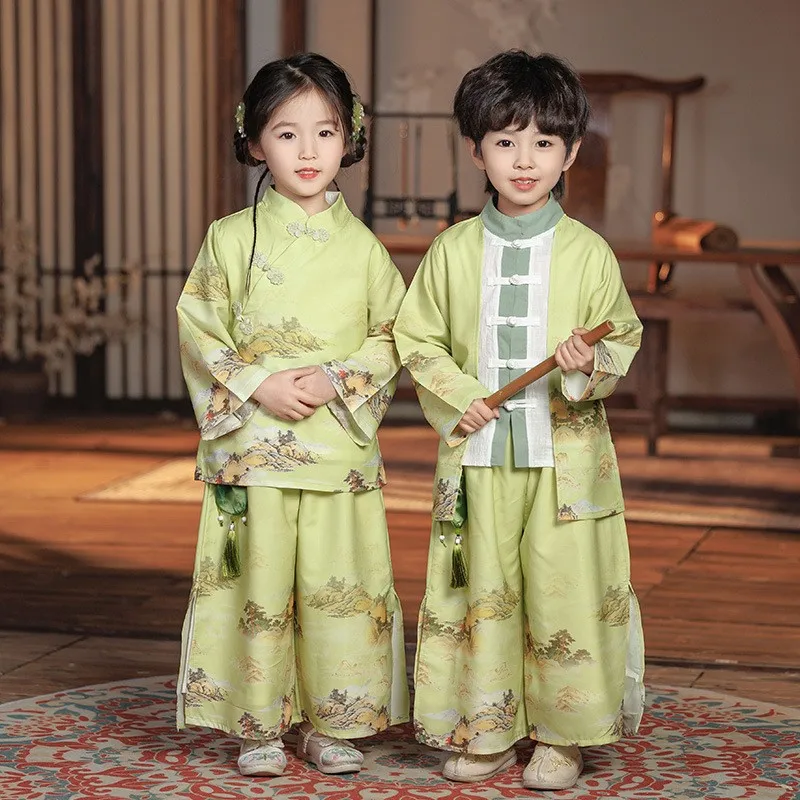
[466,138,485,171]
[562,138,582,172]
[248,139,266,163]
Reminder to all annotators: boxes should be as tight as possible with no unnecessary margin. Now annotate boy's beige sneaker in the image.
[442,747,517,782]
[522,743,583,790]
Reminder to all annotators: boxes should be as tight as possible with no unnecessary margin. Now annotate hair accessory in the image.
[235,101,246,138]
[351,96,364,142]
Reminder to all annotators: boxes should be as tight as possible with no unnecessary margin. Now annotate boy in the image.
[393,50,645,791]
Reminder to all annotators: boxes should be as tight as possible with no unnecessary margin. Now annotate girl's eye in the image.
[278,131,295,140]
[319,129,336,138]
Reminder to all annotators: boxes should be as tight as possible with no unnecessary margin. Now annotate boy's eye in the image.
[496,139,514,148]
[536,139,552,148]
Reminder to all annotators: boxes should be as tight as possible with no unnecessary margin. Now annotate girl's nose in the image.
[299,137,317,159]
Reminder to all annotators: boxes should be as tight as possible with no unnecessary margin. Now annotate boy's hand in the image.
[295,366,337,406]
[250,367,324,421]
[457,398,500,435]
[555,327,594,375]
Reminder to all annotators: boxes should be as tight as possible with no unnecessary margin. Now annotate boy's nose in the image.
[514,149,534,169]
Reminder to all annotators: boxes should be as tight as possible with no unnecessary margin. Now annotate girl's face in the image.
[249,88,346,215]
[468,122,580,217]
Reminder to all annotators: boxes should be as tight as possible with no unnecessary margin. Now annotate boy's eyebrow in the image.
[493,127,545,135]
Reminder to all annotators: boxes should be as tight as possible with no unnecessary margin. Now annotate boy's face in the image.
[468,123,580,217]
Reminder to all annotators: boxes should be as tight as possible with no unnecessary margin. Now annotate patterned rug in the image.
[1,677,799,799]
[81,432,800,530]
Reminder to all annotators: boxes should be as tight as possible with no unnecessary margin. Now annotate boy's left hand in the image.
[555,327,594,376]
[295,366,338,406]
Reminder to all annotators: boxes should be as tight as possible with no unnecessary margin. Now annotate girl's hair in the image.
[233,52,367,288]
[234,52,367,169]
[453,50,590,200]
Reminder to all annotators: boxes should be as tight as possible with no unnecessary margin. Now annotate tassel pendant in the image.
[450,532,469,589]
[221,520,242,579]
[214,484,247,579]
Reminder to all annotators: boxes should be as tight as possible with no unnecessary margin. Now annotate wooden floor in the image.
[1,418,799,708]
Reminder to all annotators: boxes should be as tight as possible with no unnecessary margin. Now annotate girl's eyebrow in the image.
[270,119,339,129]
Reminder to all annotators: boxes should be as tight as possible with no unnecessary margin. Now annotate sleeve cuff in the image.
[226,365,271,403]
[563,369,592,402]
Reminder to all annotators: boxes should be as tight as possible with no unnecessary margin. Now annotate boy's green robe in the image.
[394,201,645,751]
[393,209,642,523]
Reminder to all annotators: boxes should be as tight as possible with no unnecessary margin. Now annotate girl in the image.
[176,53,409,778]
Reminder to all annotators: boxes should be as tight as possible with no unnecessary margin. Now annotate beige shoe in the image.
[296,722,364,775]
[522,743,583,790]
[442,747,517,782]
[237,738,287,776]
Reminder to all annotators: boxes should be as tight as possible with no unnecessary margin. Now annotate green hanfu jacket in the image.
[177,188,406,492]
[393,206,642,522]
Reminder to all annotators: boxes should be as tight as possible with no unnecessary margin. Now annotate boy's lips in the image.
[511,177,538,190]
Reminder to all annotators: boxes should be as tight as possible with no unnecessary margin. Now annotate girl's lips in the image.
[297,169,321,180]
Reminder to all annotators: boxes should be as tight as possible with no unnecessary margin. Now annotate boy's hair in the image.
[453,50,590,200]
[234,52,366,169]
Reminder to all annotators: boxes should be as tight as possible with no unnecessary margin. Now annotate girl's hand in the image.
[295,366,337,405]
[457,398,500,435]
[555,327,594,375]
[251,367,324,420]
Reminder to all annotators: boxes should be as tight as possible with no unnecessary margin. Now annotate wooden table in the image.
[380,234,800,451]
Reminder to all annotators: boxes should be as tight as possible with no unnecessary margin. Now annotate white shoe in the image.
[237,738,287,776]
[442,747,516,782]
[522,743,583,790]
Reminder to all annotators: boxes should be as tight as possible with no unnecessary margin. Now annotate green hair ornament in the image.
[235,102,246,138]
[351,96,365,142]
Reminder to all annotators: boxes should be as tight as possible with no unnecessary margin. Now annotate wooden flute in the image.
[484,320,616,410]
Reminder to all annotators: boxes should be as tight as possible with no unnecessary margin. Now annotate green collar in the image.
[262,186,352,238]
[480,194,564,241]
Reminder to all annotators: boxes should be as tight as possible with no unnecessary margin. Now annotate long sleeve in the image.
[177,222,271,440]
[321,254,406,446]
[394,240,488,444]
[561,246,642,403]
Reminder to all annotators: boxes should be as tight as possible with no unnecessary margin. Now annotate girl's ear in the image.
[248,139,266,163]
[562,138,582,172]
[466,138,485,171]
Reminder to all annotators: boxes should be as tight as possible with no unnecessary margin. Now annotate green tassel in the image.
[214,484,247,579]
[221,521,242,579]
[450,532,469,589]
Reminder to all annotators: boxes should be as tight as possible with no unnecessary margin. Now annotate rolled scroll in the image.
[484,321,616,410]
[653,216,739,252]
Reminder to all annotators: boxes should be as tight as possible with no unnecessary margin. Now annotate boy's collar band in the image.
[480,193,564,241]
